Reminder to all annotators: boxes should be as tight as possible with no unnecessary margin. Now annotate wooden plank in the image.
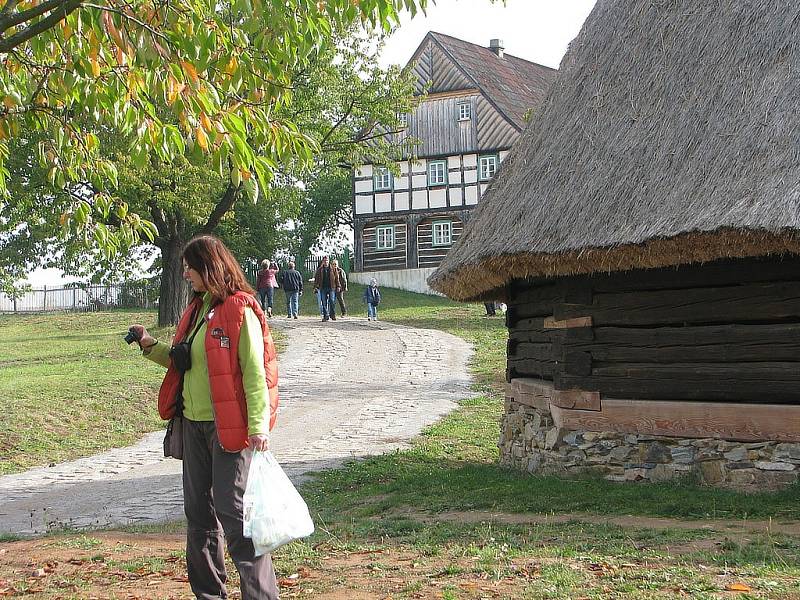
[557,323,800,363]
[507,379,552,410]
[508,342,552,361]
[550,399,800,442]
[555,282,800,326]
[544,316,593,329]
[556,363,800,403]
[550,389,600,410]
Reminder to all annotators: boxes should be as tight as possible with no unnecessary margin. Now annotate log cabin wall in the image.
[362,221,408,271]
[417,215,465,268]
[501,256,800,490]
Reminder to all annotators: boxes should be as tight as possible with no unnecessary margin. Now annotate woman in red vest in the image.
[131,235,280,600]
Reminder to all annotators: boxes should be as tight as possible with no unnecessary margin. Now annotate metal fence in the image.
[0,282,159,314]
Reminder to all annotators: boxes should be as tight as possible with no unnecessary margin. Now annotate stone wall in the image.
[500,398,800,491]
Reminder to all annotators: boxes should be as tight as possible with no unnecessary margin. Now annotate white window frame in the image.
[457,102,471,121]
[431,220,453,247]
[374,167,392,191]
[479,154,499,181]
[428,160,448,186]
[375,225,395,250]
[398,113,409,128]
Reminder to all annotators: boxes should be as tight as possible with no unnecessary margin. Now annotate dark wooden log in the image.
[555,281,800,326]
[509,342,552,361]
[555,323,800,363]
[508,357,554,380]
[556,362,800,403]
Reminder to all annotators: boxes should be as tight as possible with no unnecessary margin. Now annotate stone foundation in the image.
[500,399,800,491]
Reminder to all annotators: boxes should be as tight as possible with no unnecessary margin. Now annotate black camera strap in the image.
[175,305,206,416]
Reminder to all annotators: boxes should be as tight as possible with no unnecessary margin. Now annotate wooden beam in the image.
[508,378,600,411]
[543,316,593,329]
[550,399,800,442]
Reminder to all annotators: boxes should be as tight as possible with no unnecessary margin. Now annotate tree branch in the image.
[201,182,239,233]
[0,0,80,53]
[1,0,67,31]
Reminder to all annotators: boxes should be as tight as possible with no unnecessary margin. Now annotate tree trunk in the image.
[158,237,189,327]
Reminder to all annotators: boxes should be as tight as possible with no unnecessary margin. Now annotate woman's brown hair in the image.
[182,235,254,304]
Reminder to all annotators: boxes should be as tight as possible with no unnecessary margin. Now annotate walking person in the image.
[281,261,303,319]
[363,278,381,321]
[331,258,348,317]
[313,255,340,321]
[483,301,497,316]
[129,235,280,600]
[256,259,280,317]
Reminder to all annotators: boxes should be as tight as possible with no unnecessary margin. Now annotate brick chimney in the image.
[489,39,504,59]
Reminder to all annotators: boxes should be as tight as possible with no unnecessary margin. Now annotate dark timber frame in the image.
[505,256,800,442]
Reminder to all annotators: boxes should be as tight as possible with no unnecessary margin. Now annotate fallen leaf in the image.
[726,582,753,592]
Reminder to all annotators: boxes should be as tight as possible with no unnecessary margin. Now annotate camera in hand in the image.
[124,328,141,345]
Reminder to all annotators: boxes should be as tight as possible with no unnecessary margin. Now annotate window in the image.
[428,160,447,186]
[457,102,471,121]
[432,221,452,247]
[479,154,499,181]
[398,113,409,128]
[375,225,395,250]
[374,167,392,191]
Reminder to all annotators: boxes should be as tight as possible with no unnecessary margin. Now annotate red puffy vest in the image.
[158,292,279,451]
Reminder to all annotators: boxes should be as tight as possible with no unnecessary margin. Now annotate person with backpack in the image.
[363,278,381,321]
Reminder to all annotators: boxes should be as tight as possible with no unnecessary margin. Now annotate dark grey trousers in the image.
[182,419,280,600]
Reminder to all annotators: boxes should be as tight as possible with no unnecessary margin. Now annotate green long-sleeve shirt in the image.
[146,293,271,435]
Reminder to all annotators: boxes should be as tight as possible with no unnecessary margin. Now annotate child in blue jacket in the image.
[363,278,381,321]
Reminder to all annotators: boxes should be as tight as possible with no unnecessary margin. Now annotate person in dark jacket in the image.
[313,256,340,321]
[280,261,303,319]
[331,258,348,317]
[363,278,381,321]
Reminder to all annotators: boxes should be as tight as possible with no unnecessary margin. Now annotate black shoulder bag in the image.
[164,308,205,459]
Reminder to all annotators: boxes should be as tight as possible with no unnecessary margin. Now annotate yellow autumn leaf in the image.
[181,61,199,83]
[200,112,212,132]
[90,56,100,78]
[195,127,208,151]
[725,582,752,593]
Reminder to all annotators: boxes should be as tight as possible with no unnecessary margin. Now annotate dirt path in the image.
[0,317,473,536]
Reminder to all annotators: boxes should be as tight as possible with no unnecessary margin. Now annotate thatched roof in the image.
[429,0,800,301]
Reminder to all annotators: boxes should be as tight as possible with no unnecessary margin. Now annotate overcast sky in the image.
[24,0,597,286]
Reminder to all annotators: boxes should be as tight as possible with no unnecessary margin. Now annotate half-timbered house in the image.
[429,0,800,490]
[349,32,556,292]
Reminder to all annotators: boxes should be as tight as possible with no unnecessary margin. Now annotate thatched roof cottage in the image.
[429,0,800,490]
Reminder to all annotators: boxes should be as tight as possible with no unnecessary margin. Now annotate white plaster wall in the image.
[350,267,442,296]
[465,185,478,205]
[355,196,373,214]
[449,187,463,206]
[355,179,373,193]
[375,193,392,212]
[356,165,373,178]
[429,188,447,208]
[447,156,461,169]
[395,176,409,191]
[394,193,410,211]
[463,154,478,167]
[412,189,428,209]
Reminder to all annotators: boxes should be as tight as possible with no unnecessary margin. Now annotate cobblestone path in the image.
[0,317,473,536]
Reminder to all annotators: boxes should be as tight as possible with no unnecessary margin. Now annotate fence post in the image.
[42,285,47,311]
[72,287,76,310]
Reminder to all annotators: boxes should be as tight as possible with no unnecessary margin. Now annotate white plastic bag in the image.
[243,450,315,556]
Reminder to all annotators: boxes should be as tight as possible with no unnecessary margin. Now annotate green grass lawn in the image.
[0,309,286,474]
[3,289,800,597]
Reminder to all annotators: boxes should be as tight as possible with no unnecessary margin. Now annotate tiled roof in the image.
[427,32,557,129]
